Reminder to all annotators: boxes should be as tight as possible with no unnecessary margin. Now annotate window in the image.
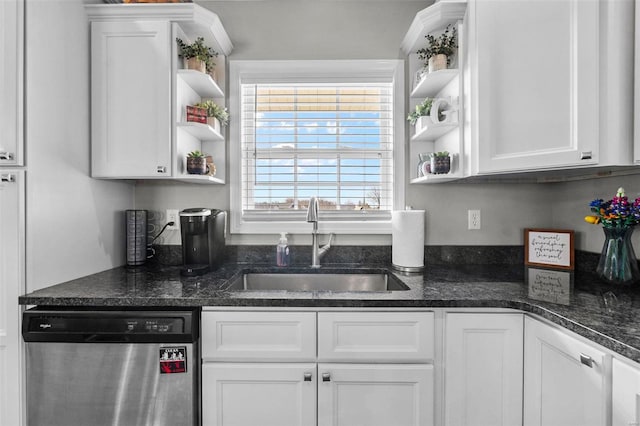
[229,61,404,234]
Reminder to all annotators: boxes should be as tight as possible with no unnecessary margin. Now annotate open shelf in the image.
[401,0,467,55]
[177,69,224,98]
[411,69,458,98]
[410,173,461,184]
[177,122,224,141]
[411,122,457,142]
[175,174,225,184]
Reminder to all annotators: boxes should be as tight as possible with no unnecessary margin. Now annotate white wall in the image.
[25,0,134,291]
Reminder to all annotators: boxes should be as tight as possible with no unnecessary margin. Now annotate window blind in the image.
[241,82,394,219]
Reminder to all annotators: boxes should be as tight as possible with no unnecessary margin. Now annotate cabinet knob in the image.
[580,151,592,160]
[322,372,331,382]
[303,372,312,382]
[157,166,167,173]
[0,152,14,161]
[1,174,15,183]
[580,353,594,368]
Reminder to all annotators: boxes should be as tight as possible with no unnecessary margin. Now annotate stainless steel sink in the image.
[229,272,410,292]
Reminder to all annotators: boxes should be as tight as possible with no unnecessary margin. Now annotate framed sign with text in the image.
[524,228,575,270]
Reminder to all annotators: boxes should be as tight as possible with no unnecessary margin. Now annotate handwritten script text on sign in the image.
[528,232,571,267]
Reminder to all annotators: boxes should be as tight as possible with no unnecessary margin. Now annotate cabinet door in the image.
[612,358,640,426]
[523,317,607,426]
[444,313,523,426]
[318,311,434,362]
[0,171,25,426]
[202,363,316,426]
[91,20,172,178]
[0,0,24,166]
[317,363,434,426]
[468,0,598,173]
[201,311,316,362]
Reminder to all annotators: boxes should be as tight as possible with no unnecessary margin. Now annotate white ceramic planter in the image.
[428,54,448,73]
[207,117,221,134]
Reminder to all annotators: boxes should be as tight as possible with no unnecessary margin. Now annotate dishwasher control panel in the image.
[22,308,199,343]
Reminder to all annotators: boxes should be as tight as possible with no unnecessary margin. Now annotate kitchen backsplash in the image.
[151,244,606,273]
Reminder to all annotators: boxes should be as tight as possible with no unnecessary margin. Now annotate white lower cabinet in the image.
[201,310,435,426]
[202,363,317,426]
[612,358,640,426]
[318,363,434,426]
[444,313,523,426]
[524,316,608,426]
[0,171,25,426]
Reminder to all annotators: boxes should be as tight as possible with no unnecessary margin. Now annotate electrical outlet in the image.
[166,209,180,231]
[468,209,481,230]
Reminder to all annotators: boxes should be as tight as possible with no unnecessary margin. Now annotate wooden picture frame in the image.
[524,228,575,270]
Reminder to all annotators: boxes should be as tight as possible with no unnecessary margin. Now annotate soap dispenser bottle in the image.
[276,232,290,267]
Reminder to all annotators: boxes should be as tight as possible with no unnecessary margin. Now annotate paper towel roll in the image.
[392,210,425,271]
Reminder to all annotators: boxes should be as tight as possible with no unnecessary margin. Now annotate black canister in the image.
[126,209,147,266]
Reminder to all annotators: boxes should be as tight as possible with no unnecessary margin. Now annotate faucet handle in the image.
[306,196,319,223]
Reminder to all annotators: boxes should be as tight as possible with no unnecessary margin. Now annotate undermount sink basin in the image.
[229,272,410,292]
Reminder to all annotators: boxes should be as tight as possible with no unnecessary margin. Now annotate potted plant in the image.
[430,151,451,174]
[176,37,219,75]
[186,150,208,175]
[416,24,458,74]
[195,99,229,133]
[407,98,433,133]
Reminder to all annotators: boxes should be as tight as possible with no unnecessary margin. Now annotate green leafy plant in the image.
[416,24,458,67]
[195,100,229,126]
[430,151,449,158]
[187,150,205,158]
[407,98,434,125]
[176,37,219,73]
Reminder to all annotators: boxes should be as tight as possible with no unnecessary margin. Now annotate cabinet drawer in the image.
[202,311,316,361]
[318,312,434,362]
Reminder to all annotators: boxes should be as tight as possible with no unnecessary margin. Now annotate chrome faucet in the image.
[306,196,334,268]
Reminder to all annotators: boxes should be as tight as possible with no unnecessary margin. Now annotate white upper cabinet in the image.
[86,4,232,183]
[91,20,172,178]
[465,0,599,174]
[464,0,635,175]
[404,0,636,182]
[0,0,24,167]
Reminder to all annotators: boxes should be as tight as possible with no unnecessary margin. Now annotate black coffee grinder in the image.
[179,208,226,276]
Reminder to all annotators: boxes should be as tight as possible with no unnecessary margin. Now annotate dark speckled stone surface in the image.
[18,255,640,364]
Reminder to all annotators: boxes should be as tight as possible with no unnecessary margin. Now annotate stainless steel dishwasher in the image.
[22,308,200,426]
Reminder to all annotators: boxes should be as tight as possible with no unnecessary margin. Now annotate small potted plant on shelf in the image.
[195,99,229,133]
[407,98,433,133]
[430,151,451,174]
[176,37,219,75]
[186,150,208,175]
[416,24,458,75]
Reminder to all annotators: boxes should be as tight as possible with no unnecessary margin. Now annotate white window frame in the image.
[229,60,405,234]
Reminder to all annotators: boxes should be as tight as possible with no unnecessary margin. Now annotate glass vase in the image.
[596,226,640,285]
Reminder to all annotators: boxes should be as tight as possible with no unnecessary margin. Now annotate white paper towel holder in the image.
[392,264,424,273]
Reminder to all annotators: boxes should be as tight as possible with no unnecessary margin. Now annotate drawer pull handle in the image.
[0,152,14,160]
[157,166,166,173]
[580,353,594,368]
[580,151,592,160]
[303,372,312,382]
[322,372,331,382]
[1,174,15,183]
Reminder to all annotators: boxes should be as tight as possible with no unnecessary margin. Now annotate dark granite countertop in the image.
[18,261,640,364]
